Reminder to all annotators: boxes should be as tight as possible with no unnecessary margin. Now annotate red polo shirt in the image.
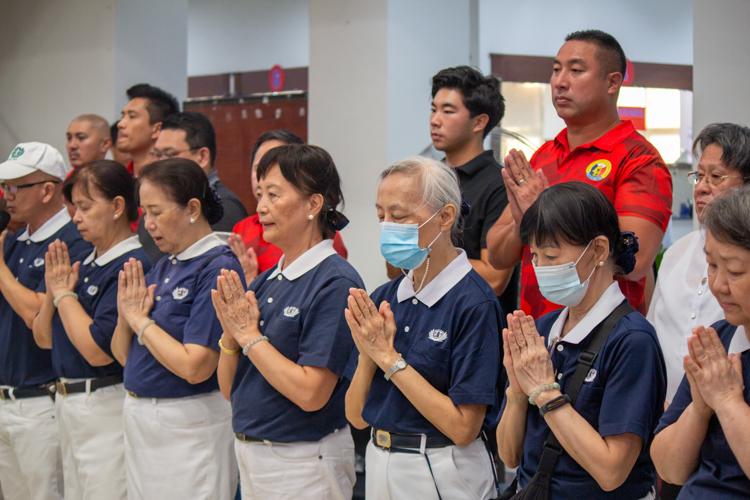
[521,120,672,318]
[233,215,348,273]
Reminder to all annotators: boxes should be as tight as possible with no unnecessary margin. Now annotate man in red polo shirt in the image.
[487,29,672,317]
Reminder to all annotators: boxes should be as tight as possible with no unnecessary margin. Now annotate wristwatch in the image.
[384,358,407,381]
[539,394,571,416]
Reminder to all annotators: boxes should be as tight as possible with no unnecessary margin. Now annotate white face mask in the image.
[532,241,596,307]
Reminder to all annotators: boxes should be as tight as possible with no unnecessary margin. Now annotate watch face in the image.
[396,359,407,369]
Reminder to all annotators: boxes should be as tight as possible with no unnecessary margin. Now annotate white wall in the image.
[478,0,693,74]
[188,0,309,76]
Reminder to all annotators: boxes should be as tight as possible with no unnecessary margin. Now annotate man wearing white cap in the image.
[0,142,91,500]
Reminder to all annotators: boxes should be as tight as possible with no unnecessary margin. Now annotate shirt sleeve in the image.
[655,374,692,434]
[448,300,502,406]
[597,328,666,443]
[297,276,358,378]
[614,151,673,232]
[87,277,119,357]
[480,180,508,249]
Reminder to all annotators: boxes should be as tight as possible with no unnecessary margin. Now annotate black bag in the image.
[496,301,635,500]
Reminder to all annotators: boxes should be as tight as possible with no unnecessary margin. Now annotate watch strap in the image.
[539,394,571,416]
[384,358,407,381]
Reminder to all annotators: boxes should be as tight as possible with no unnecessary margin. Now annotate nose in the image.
[72,208,82,223]
[430,111,440,128]
[693,176,711,197]
[143,213,157,231]
[552,70,569,90]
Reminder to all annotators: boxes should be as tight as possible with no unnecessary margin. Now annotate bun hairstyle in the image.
[256,144,347,239]
[138,158,224,225]
[519,182,638,275]
[63,160,139,223]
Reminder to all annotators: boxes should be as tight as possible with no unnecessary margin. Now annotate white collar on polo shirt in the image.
[17,208,70,243]
[172,233,224,261]
[83,235,142,266]
[728,325,750,354]
[268,239,337,282]
[547,281,625,347]
[397,248,472,308]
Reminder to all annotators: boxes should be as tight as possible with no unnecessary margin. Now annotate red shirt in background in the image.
[233,214,348,273]
[521,120,673,318]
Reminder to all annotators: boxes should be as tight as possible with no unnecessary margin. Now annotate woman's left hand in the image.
[684,326,745,413]
[117,258,155,329]
[211,269,261,347]
[45,239,80,298]
[345,288,398,370]
[506,310,555,396]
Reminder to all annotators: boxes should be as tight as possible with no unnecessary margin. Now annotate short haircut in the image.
[126,83,180,124]
[110,121,120,143]
[520,182,633,275]
[565,29,627,76]
[70,114,110,137]
[256,144,344,239]
[161,112,217,166]
[693,123,750,183]
[431,66,505,138]
[250,129,304,166]
[139,158,224,225]
[704,185,750,252]
[63,160,139,223]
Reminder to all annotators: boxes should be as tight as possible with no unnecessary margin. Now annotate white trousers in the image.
[123,390,237,500]
[56,382,126,500]
[235,426,356,500]
[0,393,63,500]
[365,438,495,500]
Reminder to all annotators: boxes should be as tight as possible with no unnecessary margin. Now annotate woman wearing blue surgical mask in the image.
[496,181,666,499]
[345,156,503,500]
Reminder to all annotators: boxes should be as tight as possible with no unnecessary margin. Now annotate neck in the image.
[410,236,458,291]
[444,139,485,168]
[565,109,621,151]
[563,268,614,334]
[93,224,133,257]
[130,149,153,177]
[173,224,213,255]
[27,202,65,235]
[279,230,324,269]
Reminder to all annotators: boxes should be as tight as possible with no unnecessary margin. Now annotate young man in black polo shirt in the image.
[429,66,517,313]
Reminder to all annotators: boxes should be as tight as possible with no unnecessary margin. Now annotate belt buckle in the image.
[126,390,138,398]
[375,430,391,449]
[56,382,67,396]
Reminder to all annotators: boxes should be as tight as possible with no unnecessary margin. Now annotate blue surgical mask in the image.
[380,211,443,270]
[533,241,596,307]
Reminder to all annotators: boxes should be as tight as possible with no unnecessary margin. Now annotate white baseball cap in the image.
[0,142,71,181]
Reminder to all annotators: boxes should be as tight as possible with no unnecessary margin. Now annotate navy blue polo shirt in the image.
[43,236,151,379]
[123,234,243,398]
[501,283,666,499]
[0,209,92,387]
[655,320,750,499]
[231,240,363,442]
[360,250,503,439]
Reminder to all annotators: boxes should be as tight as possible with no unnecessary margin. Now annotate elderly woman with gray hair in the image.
[345,156,502,500]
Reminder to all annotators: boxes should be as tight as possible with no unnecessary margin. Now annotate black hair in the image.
[704,185,750,252]
[63,160,139,223]
[431,66,505,138]
[126,83,180,124]
[250,129,304,166]
[565,29,627,76]
[520,182,635,275]
[138,158,224,225]
[256,144,344,239]
[162,112,217,166]
[110,121,120,143]
[693,123,750,183]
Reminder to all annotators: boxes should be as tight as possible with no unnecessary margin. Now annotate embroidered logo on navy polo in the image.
[87,285,98,296]
[283,307,300,318]
[172,287,189,300]
[585,369,597,383]
[33,258,44,267]
[428,329,448,342]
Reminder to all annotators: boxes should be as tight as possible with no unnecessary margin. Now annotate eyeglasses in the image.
[687,171,742,187]
[1,180,61,194]
[149,148,197,161]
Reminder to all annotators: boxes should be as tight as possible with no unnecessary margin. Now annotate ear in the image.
[112,196,126,220]
[187,198,202,221]
[307,193,324,218]
[439,204,457,233]
[472,113,490,135]
[196,147,211,171]
[150,122,162,141]
[606,72,623,96]
[101,136,113,154]
[593,235,611,265]
[41,181,58,204]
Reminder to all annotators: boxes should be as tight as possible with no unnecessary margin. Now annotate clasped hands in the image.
[117,258,156,332]
[684,326,745,418]
[211,269,261,351]
[502,149,550,226]
[503,310,557,406]
[345,288,399,372]
[45,239,80,299]
[227,234,258,285]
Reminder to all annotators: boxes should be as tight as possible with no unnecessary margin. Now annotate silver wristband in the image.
[137,320,156,345]
[53,292,78,308]
[242,335,269,356]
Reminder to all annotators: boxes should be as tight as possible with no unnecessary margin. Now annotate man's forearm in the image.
[486,220,524,270]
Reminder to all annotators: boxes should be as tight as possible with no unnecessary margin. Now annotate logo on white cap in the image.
[10,147,24,160]
[0,142,70,181]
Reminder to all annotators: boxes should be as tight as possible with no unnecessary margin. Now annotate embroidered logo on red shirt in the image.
[585,159,612,181]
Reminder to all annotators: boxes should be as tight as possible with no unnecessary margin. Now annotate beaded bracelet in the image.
[53,292,78,308]
[528,382,561,406]
[137,320,156,346]
[242,336,269,356]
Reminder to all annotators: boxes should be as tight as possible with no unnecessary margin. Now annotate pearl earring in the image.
[599,261,605,266]
[114,214,119,220]
[190,218,195,224]
[308,214,314,220]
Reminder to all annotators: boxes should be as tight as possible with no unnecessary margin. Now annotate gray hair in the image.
[704,184,750,252]
[379,156,463,240]
[693,123,750,183]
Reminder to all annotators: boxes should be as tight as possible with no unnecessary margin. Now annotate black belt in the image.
[371,428,454,451]
[0,383,55,401]
[55,374,123,396]
[235,433,263,443]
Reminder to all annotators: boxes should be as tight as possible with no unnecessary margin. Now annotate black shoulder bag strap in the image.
[510,300,636,500]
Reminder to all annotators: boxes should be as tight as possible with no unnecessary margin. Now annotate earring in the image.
[114,214,119,220]
[599,261,605,266]
[308,214,314,220]
[190,218,195,224]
